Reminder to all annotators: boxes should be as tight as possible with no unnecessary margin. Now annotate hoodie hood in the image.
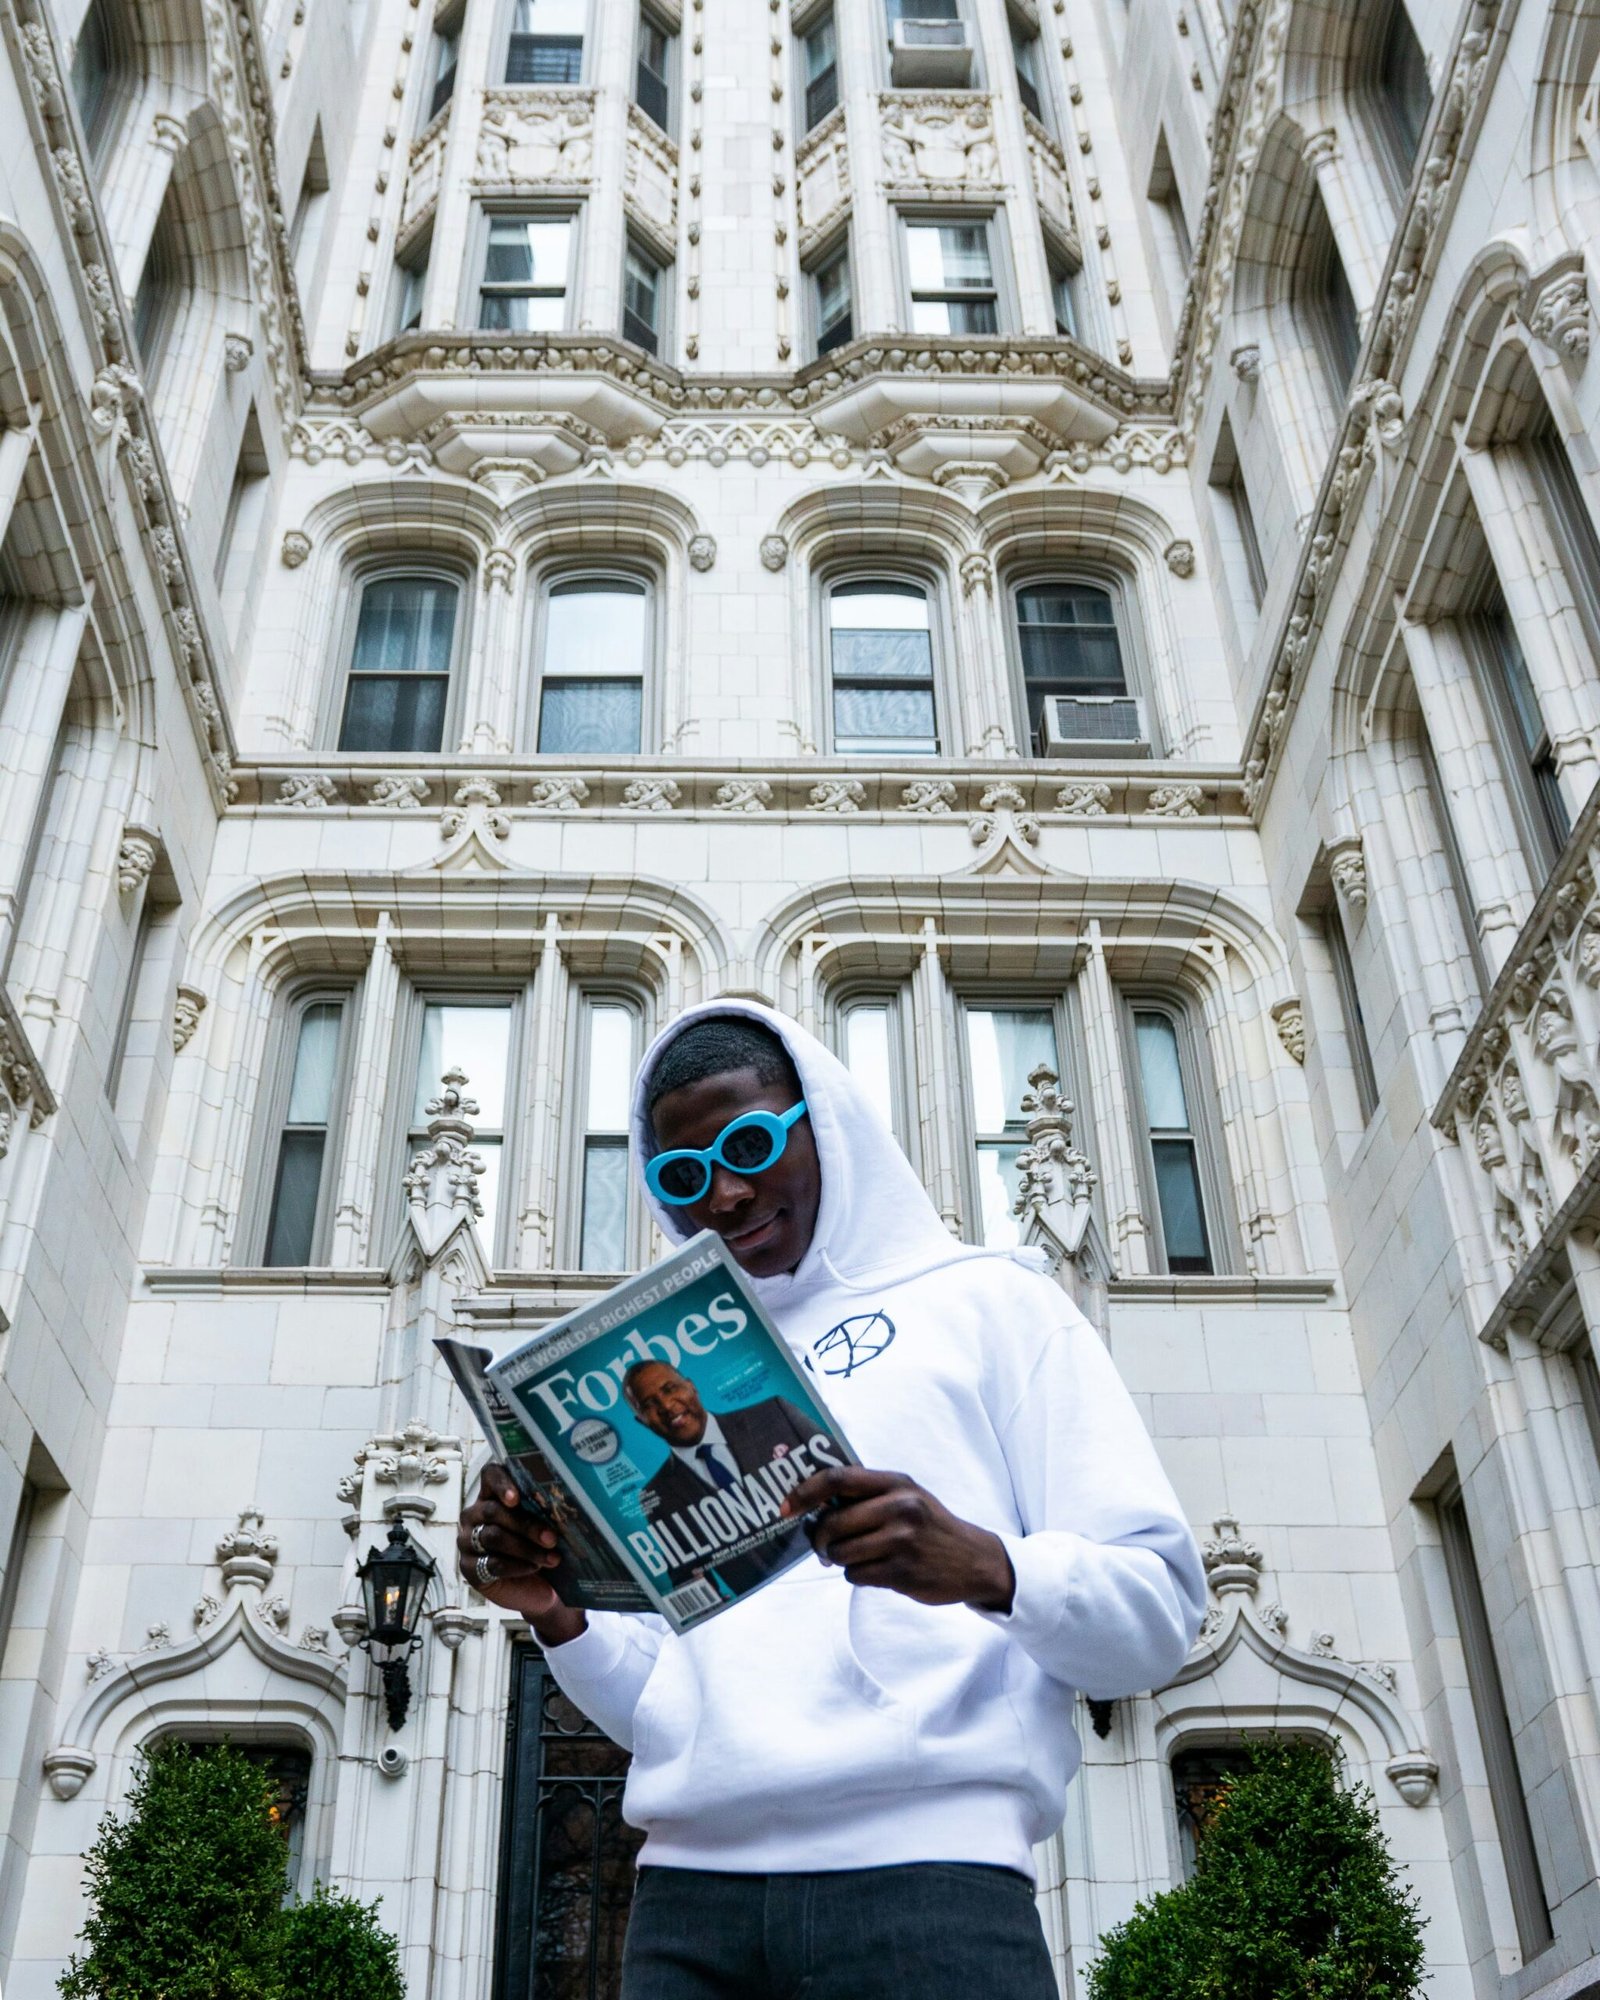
[631,999,1015,1299]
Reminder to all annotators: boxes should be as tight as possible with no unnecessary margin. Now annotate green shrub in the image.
[279,1884,405,2000]
[59,1740,290,2000]
[1087,1740,1426,2000]
[59,1739,405,2000]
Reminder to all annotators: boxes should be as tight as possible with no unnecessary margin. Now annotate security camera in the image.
[377,1742,409,1780]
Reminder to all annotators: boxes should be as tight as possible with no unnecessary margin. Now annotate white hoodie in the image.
[539,1000,1205,1878]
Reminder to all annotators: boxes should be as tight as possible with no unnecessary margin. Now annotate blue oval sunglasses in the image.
[646,1099,810,1206]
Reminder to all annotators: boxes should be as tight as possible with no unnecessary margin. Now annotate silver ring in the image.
[475,1552,497,1586]
[470,1522,487,1554]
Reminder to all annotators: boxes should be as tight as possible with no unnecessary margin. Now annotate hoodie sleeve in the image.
[538,1612,666,1749]
[976,1308,1205,1697]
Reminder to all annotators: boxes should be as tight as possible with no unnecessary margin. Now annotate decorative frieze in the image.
[796,107,851,256]
[624,101,679,242]
[403,109,450,238]
[1025,116,1077,245]
[475,87,596,191]
[879,91,1000,198]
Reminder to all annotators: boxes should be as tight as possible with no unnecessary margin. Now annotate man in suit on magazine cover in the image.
[624,1358,839,1591]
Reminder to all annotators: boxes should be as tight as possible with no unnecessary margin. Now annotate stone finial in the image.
[347,1419,460,1523]
[1202,1515,1263,1597]
[402,1069,486,1222]
[1010,1065,1096,1238]
[969,782,1039,847]
[216,1507,279,1592]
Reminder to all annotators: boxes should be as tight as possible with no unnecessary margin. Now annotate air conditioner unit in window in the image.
[890,19,974,86]
[1036,695,1150,758]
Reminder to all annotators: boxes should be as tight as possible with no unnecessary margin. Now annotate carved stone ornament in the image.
[171,984,207,1053]
[622,777,681,812]
[969,782,1039,847]
[1271,998,1306,1064]
[1163,539,1196,578]
[1055,781,1112,816]
[402,1066,486,1223]
[688,534,717,572]
[223,333,254,373]
[1146,782,1202,818]
[277,772,337,809]
[1202,1515,1264,1596]
[347,1419,460,1523]
[216,1506,279,1591]
[367,773,430,810]
[475,88,596,187]
[879,90,1000,195]
[88,361,141,437]
[959,553,995,596]
[441,777,510,841]
[528,776,590,810]
[1230,343,1261,383]
[711,779,773,813]
[1350,375,1406,451]
[759,534,789,571]
[901,778,957,814]
[280,531,312,568]
[1009,1065,1097,1259]
[116,829,159,896]
[1328,836,1368,912]
[808,778,865,814]
[1523,261,1591,365]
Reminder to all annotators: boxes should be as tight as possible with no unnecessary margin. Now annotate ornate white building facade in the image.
[0,0,1598,1992]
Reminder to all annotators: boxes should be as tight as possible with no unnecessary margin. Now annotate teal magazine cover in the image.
[487,1232,857,1632]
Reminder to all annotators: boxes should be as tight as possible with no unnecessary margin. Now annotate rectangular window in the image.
[840,996,905,1143]
[410,1001,513,1254]
[338,574,457,753]
[1011,16,1044,122]
[1325,902,1377,1123]
[394,235,431,335]
[537,576,647,754]
[1046,242,1079,339]
[479,216,573,332]
[635,13,672,130]
[1209,414,1267,611]
[1417,720,1490,999]
[106,897,155,1102]
[216,409,270,639]
[263,999,348,1267]
[506,0,584,83]
[1471,584,1568,879]
[579,1002,636,1272]
[1303,189,1361,401]
[1130,1007,1213,1275]
[1437,1484,1554,1961]
[964,1005,1060,1248]
[1528,419,1600,667]
[828,580,938,755]
[622,239,667,356]
[801,10,839,130]
[904,220,998,336]
[289,124,330,284]
[1147,130,1191,325]
[812,239,853,355]
[429,20,460,121]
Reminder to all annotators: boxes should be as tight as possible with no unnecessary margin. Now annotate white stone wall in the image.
[1,0,1598,1994]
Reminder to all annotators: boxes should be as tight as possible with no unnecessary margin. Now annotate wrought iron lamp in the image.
[354,1520,437,1730]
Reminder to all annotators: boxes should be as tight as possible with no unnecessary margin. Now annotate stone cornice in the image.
[4,0,242,807]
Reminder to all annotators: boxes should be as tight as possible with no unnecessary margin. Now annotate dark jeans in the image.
[620,1861,1059,1999]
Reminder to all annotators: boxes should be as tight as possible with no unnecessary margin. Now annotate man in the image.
[459,1005,1204,1999]
[623,1359,840,1592]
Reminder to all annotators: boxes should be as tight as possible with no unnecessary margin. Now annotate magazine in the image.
[450,1231,858,1633]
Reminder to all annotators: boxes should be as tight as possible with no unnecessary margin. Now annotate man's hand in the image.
[457,1468,587,1648]
[782,1466,1015,1613]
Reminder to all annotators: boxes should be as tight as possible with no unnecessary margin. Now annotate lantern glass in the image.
[358,1522,435,1648]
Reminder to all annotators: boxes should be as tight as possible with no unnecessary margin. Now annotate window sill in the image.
[140,1267,393,1296]
[1107,1273,1340,1306]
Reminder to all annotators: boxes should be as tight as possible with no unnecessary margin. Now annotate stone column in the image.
[837,0,899,334]
[971,0,1054,334]
[574,0,634,333]
[330,913,404,1267]
[1077,920,1150,1275]
[912,917,964,1234]
[514,912,570,1270]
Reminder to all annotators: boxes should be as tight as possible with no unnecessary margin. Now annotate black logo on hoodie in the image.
[807,1312,896,1378]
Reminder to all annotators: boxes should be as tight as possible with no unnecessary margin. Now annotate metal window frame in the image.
[634,6,675,132]
[954,987,1092,1250]
[526,559,659,755]
[473,205,582,333]
[248,982,359,1268]
[1001,566,1155,756]
[819,561,948,758]
[827,980,918,1163]
[797,3,840,132]
[1117,989,1232,1276]
[1464,581,1568,883]
[327,555,470,753]
[564,986,649,1273]
[898,208,1006,336]
[502,0,588,84]
[621,232,671,357]
[806,227,855,358]
[1207,412,1266,613]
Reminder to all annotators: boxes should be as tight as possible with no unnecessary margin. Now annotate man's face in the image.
[649,1065,821,1278]
[627,1362,709,1446]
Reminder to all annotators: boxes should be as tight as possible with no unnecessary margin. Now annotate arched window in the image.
[1013,581,1143,754]
[132,184,185,383]
[1124,1000,1220,1275]
[337,572,459,753]
[261,993,351,1267]
[1356,0,1432,198]
[575,997,640,1271]
[826,579,939,755]
[70,0,133,163]
[408,998,514,1254]
[1172,1746,1251,1877]
[963,1002,1065,1246]
[535,574,649,755]
[1298,191,1361,406]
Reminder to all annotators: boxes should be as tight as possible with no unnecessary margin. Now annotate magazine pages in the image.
[485,1232,857,1633]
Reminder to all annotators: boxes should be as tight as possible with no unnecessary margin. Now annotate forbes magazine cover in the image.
[488,1233,857,1631]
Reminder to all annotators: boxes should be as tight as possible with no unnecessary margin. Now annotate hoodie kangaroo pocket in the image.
[844,1588,1025,1784]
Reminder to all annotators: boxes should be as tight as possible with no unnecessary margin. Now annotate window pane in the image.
[475,1139,504,1251]
[71,0,113,151]
[805,15,836,79]
[975,1143,1024,1248]
[833,685,936,752]
[480,291,567,332]
[844,1005,895,1130]
[1377,0,1430,170]
[1152,1139,1210,1270]
[485,219,572,290]
[352,578,458,676]
[338,674,447,754]
[580,1137,629,1270]
[831,630,933,681]
[513,0,585,28]
[829,584,930,632]
[586,1006,635,1131]
[414,1004,512,1125]
[910,297,999,336]
[816,251,852,335]
[1135,1013,1189,1129]
[285,1003,343,1124]
[967,1009,1058,1135]
[546,581,648,677]
[264,1130,327,1267]
[538,680,643,754]
[505,36,583,82]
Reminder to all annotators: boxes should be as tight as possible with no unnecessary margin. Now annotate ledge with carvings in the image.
[1433,780,1600,1294]
[224,756,1252,823]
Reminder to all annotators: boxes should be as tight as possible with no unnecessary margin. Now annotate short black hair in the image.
[621,1357,687,1401]
[646,1016,800,1111]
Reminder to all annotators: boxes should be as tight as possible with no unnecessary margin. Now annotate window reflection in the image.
[965,1008,1059,1247]
[538,578,648,755]
[410,1002,513,1250]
